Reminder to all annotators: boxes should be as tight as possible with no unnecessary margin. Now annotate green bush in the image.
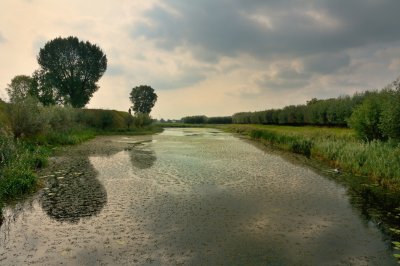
[379,88,400,140]
[45,105,77,132]
[8,96,48,138]
[134,113,153,127]
[76,109,130,130]
[348,92,384,141]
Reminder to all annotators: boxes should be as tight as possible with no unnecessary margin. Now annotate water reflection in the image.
[40,160,107,223]
[39,136,158,223]
[128,145,157,169]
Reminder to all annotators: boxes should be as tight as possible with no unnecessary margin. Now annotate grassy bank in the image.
[0,126,161,214]
[222,124,400,208]
[0,100,162,212]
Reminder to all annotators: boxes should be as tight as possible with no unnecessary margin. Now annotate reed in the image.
[225,124,400,194]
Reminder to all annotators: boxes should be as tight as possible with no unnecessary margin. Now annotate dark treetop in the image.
[129,85,157,114]
[37,36,107,108]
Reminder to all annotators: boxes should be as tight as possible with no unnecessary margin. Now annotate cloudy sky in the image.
[1,0,400,119]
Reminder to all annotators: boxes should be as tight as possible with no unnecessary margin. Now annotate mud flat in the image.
[0,128,397,265]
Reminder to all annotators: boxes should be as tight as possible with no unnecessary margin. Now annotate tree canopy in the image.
[5,75,35,103]
[37,36,107,107]
[129,85,157,114]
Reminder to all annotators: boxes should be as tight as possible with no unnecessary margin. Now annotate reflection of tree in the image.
[40,158,107,223]
[129,145,157,169]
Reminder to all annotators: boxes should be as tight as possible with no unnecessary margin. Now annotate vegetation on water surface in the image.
[222,123,400,262]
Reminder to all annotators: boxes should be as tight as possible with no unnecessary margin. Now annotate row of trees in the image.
[181,115,232,124]
[232,94,365,127]
[232,78,400,142]
[5,36,158,130]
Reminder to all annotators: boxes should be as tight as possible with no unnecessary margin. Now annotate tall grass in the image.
[226,124,400,195]
[0,134,49,206]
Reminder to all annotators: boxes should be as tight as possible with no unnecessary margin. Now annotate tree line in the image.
[179,77,400,142]
[181,115,232,124]
[4,36,158,132]
[232,78,400,142]
[232,94,364,127]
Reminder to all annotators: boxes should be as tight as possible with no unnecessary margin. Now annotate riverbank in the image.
[160,123,400,193]
[0,125,162,214]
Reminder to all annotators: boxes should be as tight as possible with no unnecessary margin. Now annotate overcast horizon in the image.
[1,0,400,119]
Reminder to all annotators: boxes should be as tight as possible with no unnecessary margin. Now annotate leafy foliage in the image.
[8,96,48,138]
[181,115,232,124]
[129,85,157,114]
[348,92,385,141]
[134,113,153,127]
[37,36,107,107]
[5,75,36,103]
[379,82,400,140]
[348,79,400,141]
[232,95,362,126]
[182,115,208,124]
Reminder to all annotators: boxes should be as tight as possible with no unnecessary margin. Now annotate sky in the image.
[1,0,400,119]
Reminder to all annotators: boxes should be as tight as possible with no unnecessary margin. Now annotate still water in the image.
[0,128,396,265]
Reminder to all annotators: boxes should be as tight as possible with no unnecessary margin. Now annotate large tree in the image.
[129,85,157,114]
[37,36,107,107]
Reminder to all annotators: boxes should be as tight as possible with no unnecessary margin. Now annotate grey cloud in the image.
[152,71,205,90]
[106,64,125,76]
[303,53,350,74]
[132,0,400,62]
[257,68,310,91]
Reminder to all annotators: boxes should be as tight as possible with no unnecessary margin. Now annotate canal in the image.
[0,128,396,265]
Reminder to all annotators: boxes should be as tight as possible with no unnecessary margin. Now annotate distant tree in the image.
[5,75,36,103]
[37,36,107,107]
[129,85,157,114]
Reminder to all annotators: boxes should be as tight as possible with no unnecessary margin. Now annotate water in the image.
[0,128,397,265]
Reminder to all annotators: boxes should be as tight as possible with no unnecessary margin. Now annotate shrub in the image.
[134,113,153,127]
[76,109,129,130]
[45,105,77,132]
[348,92,385,141]
[7,96,48,138]
[379,88,400,140]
